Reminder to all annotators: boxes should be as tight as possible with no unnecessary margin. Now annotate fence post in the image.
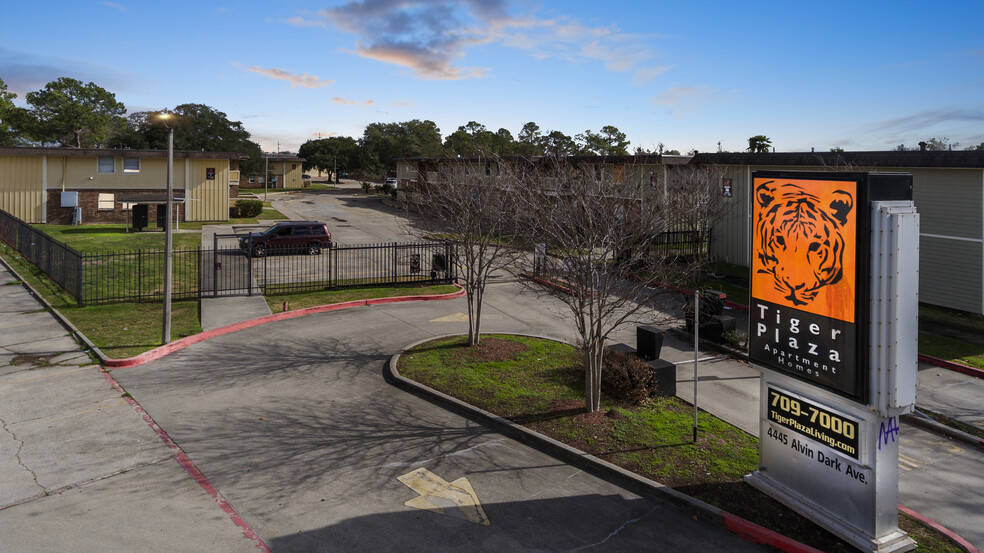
[77,254,84,307]
[138,249,143,302]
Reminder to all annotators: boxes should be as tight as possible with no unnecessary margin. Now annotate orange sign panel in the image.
[751,178,857,323]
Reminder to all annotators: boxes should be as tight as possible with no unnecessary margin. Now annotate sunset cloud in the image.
[289,1,663,82]
[234,63,334,88]
[331,97,374,106]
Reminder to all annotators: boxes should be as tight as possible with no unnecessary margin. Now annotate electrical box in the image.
[61,191,79,208]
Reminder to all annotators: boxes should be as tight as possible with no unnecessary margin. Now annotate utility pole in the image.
[163,120,174,344]
[264,155,268,201]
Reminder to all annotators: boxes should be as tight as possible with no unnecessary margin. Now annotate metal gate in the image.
[202,233,259,297]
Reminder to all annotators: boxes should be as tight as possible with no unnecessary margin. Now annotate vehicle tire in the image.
[253,244,266,257]
[308,243,322,255]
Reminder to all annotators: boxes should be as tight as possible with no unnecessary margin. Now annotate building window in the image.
[123,157,140,174]
[97,193,114,210]
[98,157,115,174]
[292,164,297,170]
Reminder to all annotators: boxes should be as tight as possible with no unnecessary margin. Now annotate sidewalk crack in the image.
[0,415,46,495]
[567,505,660,552]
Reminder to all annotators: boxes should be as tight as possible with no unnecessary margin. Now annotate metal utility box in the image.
[132,205,148,231]
[61,191,79,208]
[156,204,167,229]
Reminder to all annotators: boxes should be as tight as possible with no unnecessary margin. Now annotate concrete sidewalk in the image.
[200,224,272,331]
[0,260,259,553]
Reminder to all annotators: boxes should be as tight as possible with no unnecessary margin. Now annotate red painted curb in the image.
[529,275,576,296]
[722,512,825,553]
[100,369,272,552]
[918,353,984,379]
[900,504,980,553]
[103,285,465,368]
[174,452,273,553]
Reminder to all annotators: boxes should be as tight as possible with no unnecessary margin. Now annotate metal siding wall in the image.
[185,159,228,221]
[0,155,44,222]
[708,165,749,266]
[911,168,982,239]
[62,156,169,189]
[919,235,983,313]
[283,162,303,189]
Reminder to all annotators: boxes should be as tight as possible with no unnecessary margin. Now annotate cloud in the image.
[865,108,984,133]
[233,63,333,88]
[310,131,340,138]
[632,66,672,85]
[391,100,412,107]
[294,1,662,81]
[651,86,727,115]
[331,97,374,106]
[102,2,127,11]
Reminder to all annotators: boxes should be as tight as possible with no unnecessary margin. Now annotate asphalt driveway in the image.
[110,293,763,552]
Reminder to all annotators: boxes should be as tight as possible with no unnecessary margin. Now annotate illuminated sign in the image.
[749,174,864,400]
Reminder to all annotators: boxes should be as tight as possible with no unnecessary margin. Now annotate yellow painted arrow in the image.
[397,467,490,525]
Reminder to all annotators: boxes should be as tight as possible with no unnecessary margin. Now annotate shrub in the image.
[235,199,263,218]
[722,330,747,350]
[374,184,384,193]
[361,181,372,194]
[381,182,393,194]
[600,347,655,404]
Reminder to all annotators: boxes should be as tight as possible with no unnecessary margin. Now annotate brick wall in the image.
[46,189,182,225]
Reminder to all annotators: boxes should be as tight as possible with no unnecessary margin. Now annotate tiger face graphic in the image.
[755,181,854,306]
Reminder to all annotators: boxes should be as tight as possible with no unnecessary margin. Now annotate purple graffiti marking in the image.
[878,417,900,450]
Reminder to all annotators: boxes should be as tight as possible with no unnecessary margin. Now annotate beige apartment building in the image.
[0,146,245,224]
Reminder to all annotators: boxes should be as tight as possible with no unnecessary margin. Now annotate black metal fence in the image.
[0,208,456,305]
[0,209,83,299]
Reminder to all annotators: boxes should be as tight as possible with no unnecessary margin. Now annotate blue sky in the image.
[3,0,982,154]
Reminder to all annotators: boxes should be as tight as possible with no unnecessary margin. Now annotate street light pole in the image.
[264,156,268,201]
[163,124,174,344]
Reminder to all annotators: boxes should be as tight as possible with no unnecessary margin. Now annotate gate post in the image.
[213,233,219,298]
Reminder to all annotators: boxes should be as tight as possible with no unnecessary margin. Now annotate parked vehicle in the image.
[239,221,332,257]
[385,177,398,188]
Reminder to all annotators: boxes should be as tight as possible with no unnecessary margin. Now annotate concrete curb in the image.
[901,412,984,452]
[102,286,465,368]
[917,353,984,379]
[386,334,824,553]
[98,368,273,552]
[0,250,465,368]
[899,505,980,553]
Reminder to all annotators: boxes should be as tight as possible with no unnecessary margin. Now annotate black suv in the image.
[239,221,332,257]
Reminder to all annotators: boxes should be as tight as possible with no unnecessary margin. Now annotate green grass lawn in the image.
[0,244,201,358]
[37,224,201,252]
[398,334,960,553]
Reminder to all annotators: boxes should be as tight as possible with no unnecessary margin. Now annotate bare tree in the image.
[512,157,729,411]
[402,157,524,346]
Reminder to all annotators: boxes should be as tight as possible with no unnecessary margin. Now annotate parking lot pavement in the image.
[0,261,260,553]
[110,300,765,552]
